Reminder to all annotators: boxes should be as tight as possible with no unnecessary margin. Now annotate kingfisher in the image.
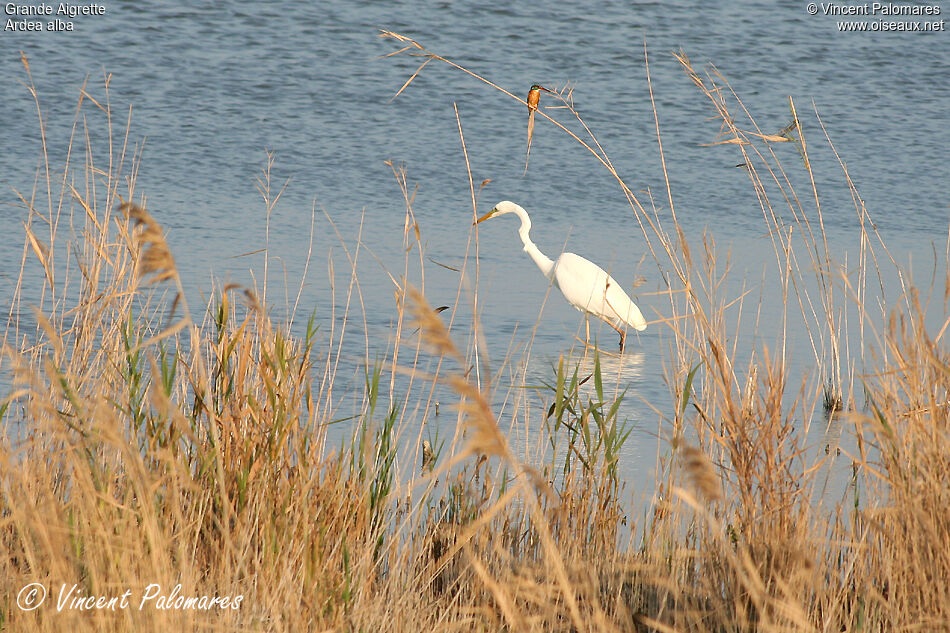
[524,84,552,174]
[527,83,546,112]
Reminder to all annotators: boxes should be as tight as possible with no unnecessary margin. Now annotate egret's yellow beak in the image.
[475,208,497,225]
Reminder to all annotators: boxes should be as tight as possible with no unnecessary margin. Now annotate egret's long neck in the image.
[514,206,555,280]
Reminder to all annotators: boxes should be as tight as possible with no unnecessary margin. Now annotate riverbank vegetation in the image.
[2,40,948,631]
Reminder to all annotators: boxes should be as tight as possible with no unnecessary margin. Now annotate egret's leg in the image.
[605,319,626,351]
[585,315,590,347]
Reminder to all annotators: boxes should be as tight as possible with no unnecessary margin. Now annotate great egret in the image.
[476,201,647,350]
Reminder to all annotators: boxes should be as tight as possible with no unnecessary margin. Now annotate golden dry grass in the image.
[1,43,948,632]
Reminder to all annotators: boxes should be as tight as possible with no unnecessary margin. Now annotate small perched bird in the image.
[524,84,552,175]
[476,201,647,350]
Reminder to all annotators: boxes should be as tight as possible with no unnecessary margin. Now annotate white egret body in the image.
[477,201,647,349]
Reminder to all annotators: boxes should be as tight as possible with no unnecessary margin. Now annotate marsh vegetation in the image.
[2,37,948,632]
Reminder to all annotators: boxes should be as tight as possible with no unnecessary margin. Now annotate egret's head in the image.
[475,200,520,225]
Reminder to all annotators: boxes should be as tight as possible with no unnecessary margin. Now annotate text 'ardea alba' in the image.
[476,201,647,350]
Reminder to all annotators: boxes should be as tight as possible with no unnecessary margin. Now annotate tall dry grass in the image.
[1,40,948,632]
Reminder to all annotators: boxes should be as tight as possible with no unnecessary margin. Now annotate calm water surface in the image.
[2,2,947,509]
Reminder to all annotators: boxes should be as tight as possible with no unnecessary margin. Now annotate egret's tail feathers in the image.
[624,303,648,331]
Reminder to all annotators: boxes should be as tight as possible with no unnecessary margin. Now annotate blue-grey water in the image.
[2,2,948,514]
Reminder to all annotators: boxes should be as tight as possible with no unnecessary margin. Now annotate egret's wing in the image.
[553,253,608,313]
[604,274,647,330]
[554,253,647,331]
